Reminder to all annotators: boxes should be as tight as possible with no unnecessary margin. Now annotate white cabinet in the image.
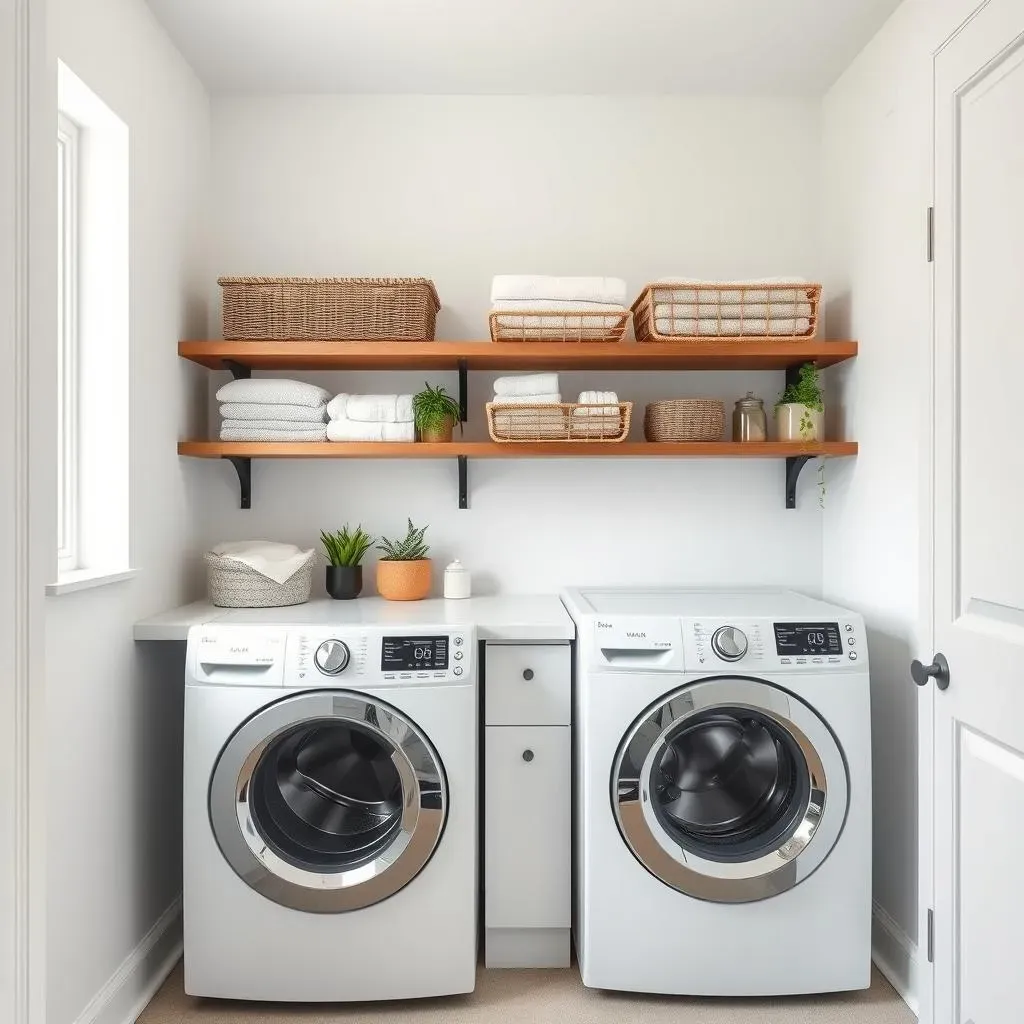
[484,642,571,969]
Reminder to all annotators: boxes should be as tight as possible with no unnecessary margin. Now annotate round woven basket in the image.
[204,550,314,608]
[644,399,725,442]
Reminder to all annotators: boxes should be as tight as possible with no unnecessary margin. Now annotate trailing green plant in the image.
[376,518,430,562]
[320,525,374,567]
[413,382,462,435]
[776,362,824,412]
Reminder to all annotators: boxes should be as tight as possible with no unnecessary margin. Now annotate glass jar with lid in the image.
[732,392,767,442]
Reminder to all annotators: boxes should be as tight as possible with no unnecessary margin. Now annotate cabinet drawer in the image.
[485,643,570,725]
[485,726,570,930]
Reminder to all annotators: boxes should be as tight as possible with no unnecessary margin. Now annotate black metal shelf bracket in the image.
[785,455,813,510]
[458,359,468,423]
[458,456,468,510]
[224,456,252,509]
[223,359,251,380]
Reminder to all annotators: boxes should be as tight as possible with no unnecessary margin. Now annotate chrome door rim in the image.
[210,690,447,913]
[612,678,848,903]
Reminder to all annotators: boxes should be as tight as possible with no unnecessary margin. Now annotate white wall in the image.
[45,1,209,1021]
[201,96,826,592]
[821,0,983,1012]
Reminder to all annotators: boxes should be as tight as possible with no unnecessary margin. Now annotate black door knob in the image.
[522,750,534,762]
[522,668,534,680]
[911,653,950,691]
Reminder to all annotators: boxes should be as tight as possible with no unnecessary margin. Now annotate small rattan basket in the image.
[204,550,315,608]
[632,282,821,342]
[219,277,440,340]
[489,309,629,343]
[644,399,724,442]
[487,402,632,443]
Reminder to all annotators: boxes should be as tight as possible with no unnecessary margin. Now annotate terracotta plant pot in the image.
[419,418,455,443]
[775,403,824,442]
[376,559,432,601]
[325,564,362,600]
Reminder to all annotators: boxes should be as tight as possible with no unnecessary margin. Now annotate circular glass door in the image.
[612,678,847,904]
[210,690,447,913]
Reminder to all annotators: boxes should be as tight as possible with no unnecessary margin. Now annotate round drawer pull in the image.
[522,749,535,762]
[522,668,535,681]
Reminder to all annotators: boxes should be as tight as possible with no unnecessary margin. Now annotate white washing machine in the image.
[562,587,872,997]
[183,605,477,1001]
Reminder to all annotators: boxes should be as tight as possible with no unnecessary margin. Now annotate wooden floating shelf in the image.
[179,339,858,373]
[179,441,858,460]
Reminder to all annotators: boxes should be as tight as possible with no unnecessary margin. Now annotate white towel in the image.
[489,393,562,405]
[210,541,314,585]
[653,317,812,337]
[652,302,813,320]
[492,300,627,313]
[219,403,327,423]
[328,394,414,423]
[653,278,810,305]
[326,419,415,443]
[219,424,328,442]
[491,275,628,306]
[220,418,330,433]
[215,378,332,408]
[577,390,619,410]
[493,373,560,398]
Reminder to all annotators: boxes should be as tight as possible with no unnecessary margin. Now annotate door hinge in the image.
[927,206,935,263]
[927,907,935,963]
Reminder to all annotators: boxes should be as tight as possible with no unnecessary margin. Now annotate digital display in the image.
[774,622,842,656]
[382,636,449,671]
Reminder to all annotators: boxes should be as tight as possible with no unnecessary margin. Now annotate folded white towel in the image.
[219,424,328,442]
[653,317,812,337]
[493,373,560,397]
[489,393,562,405]
[652,278,811,305]
[577,390,619,410]
[326,419,415,443]
[328,393,414,423]
[220,403,327,423]
[491,275,628,306]
[210,540,314,585]
[220,418,330,433]
[215,378,332,408]
[652,301,813,320]
[492,300,627,313]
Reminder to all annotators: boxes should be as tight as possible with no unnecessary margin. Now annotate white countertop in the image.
[133,595,575,643]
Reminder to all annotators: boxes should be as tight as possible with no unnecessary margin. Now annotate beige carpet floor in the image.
[139,961,914,1024]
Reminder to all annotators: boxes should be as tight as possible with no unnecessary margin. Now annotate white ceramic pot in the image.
[775,403,824,442]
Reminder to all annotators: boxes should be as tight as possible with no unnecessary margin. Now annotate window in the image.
[50,63,131,594]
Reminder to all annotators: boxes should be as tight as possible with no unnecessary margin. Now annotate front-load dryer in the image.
[561,587,871,997]
[183,607,477,1001]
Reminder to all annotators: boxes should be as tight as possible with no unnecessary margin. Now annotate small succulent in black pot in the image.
[320,525,374,600]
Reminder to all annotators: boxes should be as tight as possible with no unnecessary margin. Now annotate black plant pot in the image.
[326,565,363,600]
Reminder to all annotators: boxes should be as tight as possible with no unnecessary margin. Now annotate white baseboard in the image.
[872,900,921,1017]
[72,896,182,1024]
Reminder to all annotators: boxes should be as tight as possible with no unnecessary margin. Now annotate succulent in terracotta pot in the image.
[375,519,431,601]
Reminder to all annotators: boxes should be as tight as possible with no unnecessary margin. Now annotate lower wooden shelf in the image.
[177,439,857,510]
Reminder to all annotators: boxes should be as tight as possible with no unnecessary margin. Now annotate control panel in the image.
[186,625,475,687]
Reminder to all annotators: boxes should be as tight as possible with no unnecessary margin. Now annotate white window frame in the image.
[56,111,81,575]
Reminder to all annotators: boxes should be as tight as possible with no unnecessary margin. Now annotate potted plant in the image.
[413,382,461,443]
[320,525,374,600]
[376,519,431,601]
[775,362,824,441]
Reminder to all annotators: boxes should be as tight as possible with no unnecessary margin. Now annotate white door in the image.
[932,4,1024,1022]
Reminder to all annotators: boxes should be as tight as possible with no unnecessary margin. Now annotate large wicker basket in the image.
[219,277,440,340]
[644,399,724,442]
[487,402,632,443]
[204,550,315,608]
[632,281,821,342]
[489,309,629,343]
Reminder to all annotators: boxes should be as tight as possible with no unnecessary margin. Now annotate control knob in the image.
[314,639,351,676]
[711,626,748,662]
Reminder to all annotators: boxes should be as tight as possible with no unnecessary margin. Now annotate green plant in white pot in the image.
[775,362,824,441]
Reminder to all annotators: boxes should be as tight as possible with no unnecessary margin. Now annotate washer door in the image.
[210,690,447,913]
[612,678,847,904]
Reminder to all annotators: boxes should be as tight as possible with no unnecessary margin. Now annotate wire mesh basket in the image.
[489,309,629,343]
[487,402,632,443]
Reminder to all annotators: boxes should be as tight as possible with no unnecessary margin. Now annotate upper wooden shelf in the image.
[178,339,858,373]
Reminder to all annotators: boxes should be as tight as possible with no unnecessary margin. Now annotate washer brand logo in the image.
[597,621,614,629]
[229,646,249,654]
[626,631,647,639]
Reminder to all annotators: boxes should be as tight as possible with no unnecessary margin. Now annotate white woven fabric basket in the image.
[204,550,314,608]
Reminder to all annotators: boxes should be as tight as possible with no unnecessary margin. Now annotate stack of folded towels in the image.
[326,394,415,442]
[653,277,814,337]
[491,275,629,338]
[217,378,330,441]
[491,373,565,438]
[572,389,622,438]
